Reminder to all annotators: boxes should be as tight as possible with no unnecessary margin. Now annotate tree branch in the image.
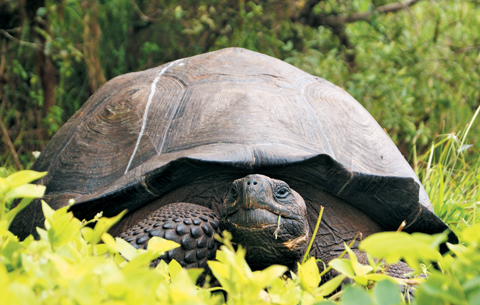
[297,0,422,28]
[0,29,39,50]
[0,118,22,170]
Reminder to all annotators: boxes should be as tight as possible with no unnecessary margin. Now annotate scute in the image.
[12,47,449,242]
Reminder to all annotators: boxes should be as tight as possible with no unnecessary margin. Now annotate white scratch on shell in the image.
[124,59,181,174]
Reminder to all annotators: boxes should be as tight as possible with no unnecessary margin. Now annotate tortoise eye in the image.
[275,187,290,199]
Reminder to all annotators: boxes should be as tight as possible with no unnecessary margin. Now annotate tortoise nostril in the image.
[253,181,257,185]
[246,179,258,186]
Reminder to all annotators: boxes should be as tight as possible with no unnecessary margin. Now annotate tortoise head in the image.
[220,174,309,270]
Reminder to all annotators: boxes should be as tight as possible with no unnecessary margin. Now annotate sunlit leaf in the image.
[4,171,47,193]
[297,256,321,291]
[341,286,373,305]
[329,258,355,278]
[316,274,346,297]
[5,184,46,202]
[359,231,445,270]
[168,259,183,279]
[147,236,180,254]
[372,279,403,305]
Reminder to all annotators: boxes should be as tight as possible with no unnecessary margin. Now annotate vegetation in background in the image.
[1,0,480,169]
[415,106,480,232]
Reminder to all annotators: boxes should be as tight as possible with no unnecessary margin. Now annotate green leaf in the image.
[252,265,288,287]
[41,200,55,229]
[364,273,405,285]
[45,206,82,247]
[147,236,180,254]
[168,259,183,279]
[3,171,47,193]
[359,231,445,271]
[316,274,346,297]
[372,279,402,305]
[345,245,373,276]
[116,237,139,261]
[83,210,127,245]
[416,274,466,305]
[207,260,230,288]
[5,184,46,202]
[6,197,34,228]
[341,286,374,305]
[329,259,355,278]
[101,233,118,251]
[297,256,321,291]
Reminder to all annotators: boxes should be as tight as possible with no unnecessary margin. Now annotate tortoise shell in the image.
[12,48,453,248]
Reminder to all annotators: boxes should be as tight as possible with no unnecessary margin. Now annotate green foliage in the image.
[341,280,403,305]
[415,106,480,231]
[0,170,215,304]
[415,224,480,305]
[360,231,447,272]
[358,226,480,305]
[0,170,47,229]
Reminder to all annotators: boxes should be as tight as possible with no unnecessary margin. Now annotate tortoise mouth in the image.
[226,208,280,228]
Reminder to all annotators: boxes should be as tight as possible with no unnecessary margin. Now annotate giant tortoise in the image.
[11,47,456,278]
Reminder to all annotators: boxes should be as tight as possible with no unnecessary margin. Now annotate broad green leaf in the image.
[353,275,369,286]
[364,273,406,285]
[6,197,34,227]
[345,245,373,276]
[447,243,468,256]
[116,237,140,261]
[0,177,6,194]
[147,236,180,253]
[297,256,321,291]
[4,282,38,305]
[463,276,480,293]
[41,201,55,229]
[416,274,466,305]
[101,233,118,251]
[46,207,82,247]
[122,251,159,271]
[186,268,204,283]
[90,210,127,244]
[208,260,233,292]
[316,274,346,297]
[359,231,445,270]
[3,171,47,193]
[341,286,374,305]
[168,259,183,279]
[81,227,94,243]
[156,260,170,278]
[5,184,46,202]
[36,227,48,241]
[372,279,403,305]
[252,265,288,287]
[329,258,355,278]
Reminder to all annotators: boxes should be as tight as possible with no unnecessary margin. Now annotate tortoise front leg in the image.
[119,202,220,277]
